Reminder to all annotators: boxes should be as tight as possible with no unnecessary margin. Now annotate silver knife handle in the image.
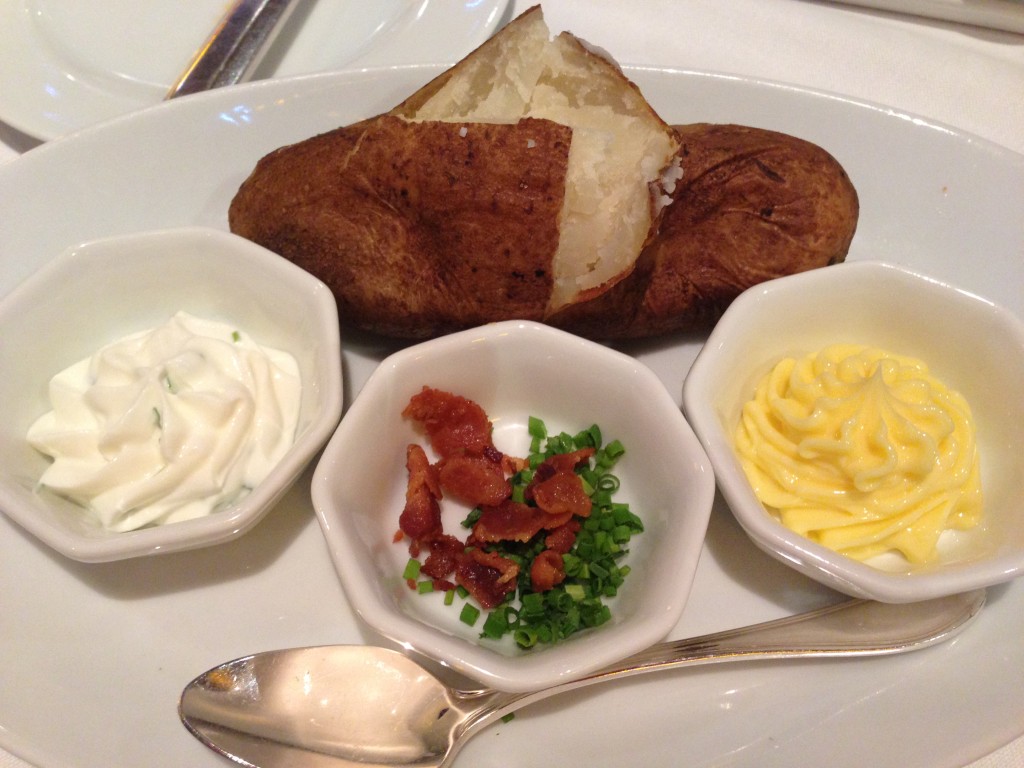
[167,0,301,99]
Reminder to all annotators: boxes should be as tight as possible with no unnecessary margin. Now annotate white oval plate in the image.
[0,65,1022,768]
[0,0,510,140]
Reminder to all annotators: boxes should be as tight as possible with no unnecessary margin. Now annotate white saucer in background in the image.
[0,0,510,140]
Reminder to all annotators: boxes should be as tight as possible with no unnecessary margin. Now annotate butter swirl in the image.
[736,344,982,564]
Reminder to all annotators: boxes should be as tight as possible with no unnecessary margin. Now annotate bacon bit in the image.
[471,500,551,544]
[456,548,520,609]
[482,445,505,464]
[544,447,595,473]
[399,388,605,618]
[531,470,592,518]
[501,453,528,475]
[399,444,443,543]
[545,519,581,554]
[530,549,566,592]
[437,454,510,506]
[421,534,464,580]
[403,386,495,458]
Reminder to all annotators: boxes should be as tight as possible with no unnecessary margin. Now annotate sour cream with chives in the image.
[27,311,301,532]
[735,344,982,565]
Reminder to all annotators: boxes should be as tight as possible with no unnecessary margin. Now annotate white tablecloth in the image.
[1,1,1021,766]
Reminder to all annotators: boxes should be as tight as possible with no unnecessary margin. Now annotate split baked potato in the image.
[228,6,858,340]
[548,122,859,338]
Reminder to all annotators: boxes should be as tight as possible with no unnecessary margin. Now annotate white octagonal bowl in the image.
[0,227,343,562]
[312,320,715,692]
[683,261,1024,602]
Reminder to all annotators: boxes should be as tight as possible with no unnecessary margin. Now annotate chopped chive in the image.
[513,627,538,648]
[565,583,586,601]
[402,558,421,580]
[403,414,641,649]
[612,525,633,543]
[528,416,547,453]
[231,330,242,342]
[481,611,509,639]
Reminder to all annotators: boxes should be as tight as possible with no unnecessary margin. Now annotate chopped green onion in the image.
[402,558,421,580]
[520,592,544,615]
[417,581,434,594]
[405,415,641,650]
[461,507,483,528]
[481,610,509,639]
[564,583,586,601]
[513,627,539,648]
[528,415,547,452]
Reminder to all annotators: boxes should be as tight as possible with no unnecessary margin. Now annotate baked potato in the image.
[549,123,859,338]
[228,6,858,340]
[229,6,682,338]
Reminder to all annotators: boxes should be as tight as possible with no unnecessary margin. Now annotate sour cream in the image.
[735,344,982,565]
[27,312,301,532]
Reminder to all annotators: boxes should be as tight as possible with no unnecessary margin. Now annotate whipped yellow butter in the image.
[735,344,982,564]
[27,312,301,532]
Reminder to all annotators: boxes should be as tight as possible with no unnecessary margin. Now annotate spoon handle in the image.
[469,590,986,724]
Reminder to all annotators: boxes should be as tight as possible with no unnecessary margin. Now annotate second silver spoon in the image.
[180,589,985,768]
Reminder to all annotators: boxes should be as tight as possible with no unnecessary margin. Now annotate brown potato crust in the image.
[229,121,859,340]
[229,116,571,338]
[549,123,859,338]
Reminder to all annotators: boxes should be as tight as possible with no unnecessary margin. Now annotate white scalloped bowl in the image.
[312,320,715,692]
[683,261,1024,602]
[0,227,343,562]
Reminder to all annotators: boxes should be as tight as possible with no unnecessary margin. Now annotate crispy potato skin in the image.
[548,123,859,338]
[229,116,569,338]
[230,121,858,339]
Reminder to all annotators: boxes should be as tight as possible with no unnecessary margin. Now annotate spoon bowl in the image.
[180,589,985,768]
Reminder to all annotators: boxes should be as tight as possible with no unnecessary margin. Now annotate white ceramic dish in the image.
[0,66,1022,768]
[829,0,1024,34]
[0,0,510,140]
[0,227,343,562]
[312,320,714,692]
[683,261,1024,602]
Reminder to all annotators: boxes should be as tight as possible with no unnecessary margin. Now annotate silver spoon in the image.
[180,589,985,768]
